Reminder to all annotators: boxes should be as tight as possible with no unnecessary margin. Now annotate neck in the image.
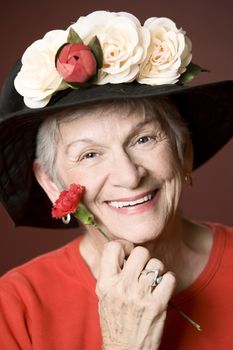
[142,216,213,293]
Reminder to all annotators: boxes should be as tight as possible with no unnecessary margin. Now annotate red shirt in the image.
[160,222,233,349]
[0,223,233,349]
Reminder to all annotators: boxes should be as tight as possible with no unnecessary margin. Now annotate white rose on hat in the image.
[70,11,151,84]
[137,17,192,85]
[14,30,68,108]
[13,11,205,110]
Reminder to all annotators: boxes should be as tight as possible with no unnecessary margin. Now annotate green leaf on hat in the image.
[67,28,83,44]
[88,36,103,69]
[179,62,209,84]
[65,82,82,89]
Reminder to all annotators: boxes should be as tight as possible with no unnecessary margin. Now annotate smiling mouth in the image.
[108,191,156,209]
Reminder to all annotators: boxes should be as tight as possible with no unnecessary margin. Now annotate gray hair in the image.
[36,97,190,186]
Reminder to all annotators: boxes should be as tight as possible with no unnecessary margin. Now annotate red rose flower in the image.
[52,183,85,219]
[56,43,97,83]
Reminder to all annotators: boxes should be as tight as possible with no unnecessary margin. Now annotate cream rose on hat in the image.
[70,11,150,84]
[13,11,206,109]
[14,30,68,108]
[137,17,192,85]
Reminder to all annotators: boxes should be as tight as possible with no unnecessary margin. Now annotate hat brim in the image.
[0,61,232,228]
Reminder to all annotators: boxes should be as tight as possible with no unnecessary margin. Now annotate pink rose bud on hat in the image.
[56,43,97,83]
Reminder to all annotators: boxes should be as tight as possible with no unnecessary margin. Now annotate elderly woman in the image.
[0,10,232,350]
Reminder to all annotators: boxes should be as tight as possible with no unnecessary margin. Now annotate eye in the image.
[136,135,153,144]
[81,152,98,160]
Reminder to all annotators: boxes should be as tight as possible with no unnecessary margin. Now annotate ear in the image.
[33,160,60,203]
[182,139,194,174]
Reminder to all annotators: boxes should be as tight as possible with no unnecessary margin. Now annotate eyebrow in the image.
[129,117,157,135]
[65,116,157,154]
[65,138,97,154]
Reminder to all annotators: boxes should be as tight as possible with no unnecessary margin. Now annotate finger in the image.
[144,258,165,274]
[139,258,165,289]
[122,246,151,279]
[99,240,134,279]
[152,271,176,307]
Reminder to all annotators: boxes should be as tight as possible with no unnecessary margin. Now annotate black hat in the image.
[0,11,233,229]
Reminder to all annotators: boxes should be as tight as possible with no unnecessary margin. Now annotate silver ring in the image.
[140,269,163,287]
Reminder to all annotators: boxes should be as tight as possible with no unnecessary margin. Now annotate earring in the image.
[62,214,71,224]
[184,173,193,186]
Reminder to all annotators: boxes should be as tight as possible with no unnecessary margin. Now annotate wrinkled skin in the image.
[34,101,200,349]
[96,241,176,349]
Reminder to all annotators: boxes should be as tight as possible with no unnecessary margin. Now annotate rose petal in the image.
[138,16,192,85]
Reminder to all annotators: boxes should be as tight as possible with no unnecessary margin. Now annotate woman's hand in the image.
[96,240,176,350]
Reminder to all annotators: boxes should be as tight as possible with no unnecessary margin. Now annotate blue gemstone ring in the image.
[140,269,163,287]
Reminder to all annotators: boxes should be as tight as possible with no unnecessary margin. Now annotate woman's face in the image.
[56,106,184,243]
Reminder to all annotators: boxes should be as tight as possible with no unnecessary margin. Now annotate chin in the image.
[127,232,161,245]
[108,222,164,244]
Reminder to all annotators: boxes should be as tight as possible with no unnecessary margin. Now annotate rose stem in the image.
[93,222,111,241]
[169,302,202,331]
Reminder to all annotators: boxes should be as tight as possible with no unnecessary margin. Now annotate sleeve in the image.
[0,286,33,350]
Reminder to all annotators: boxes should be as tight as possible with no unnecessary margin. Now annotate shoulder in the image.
[0,235,83,296]
[207,222,233,263]
[205,221,233,248]
[208,222,233,238]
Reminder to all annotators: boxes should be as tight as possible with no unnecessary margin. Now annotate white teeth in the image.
[109,193,153,208]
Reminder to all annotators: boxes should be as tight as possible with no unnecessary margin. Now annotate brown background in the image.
[0,0,232,275]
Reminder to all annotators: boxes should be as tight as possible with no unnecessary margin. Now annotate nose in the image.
[109,151,147,189]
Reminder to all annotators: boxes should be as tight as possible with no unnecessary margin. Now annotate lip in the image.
[106,189,157,203]
[105,189,160,215]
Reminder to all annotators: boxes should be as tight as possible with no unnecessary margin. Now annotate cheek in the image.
[151,146,183,206]
[57,156,97,187]
[64,169,106,209]
[147,144,179,181]
[162,169,183,216]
